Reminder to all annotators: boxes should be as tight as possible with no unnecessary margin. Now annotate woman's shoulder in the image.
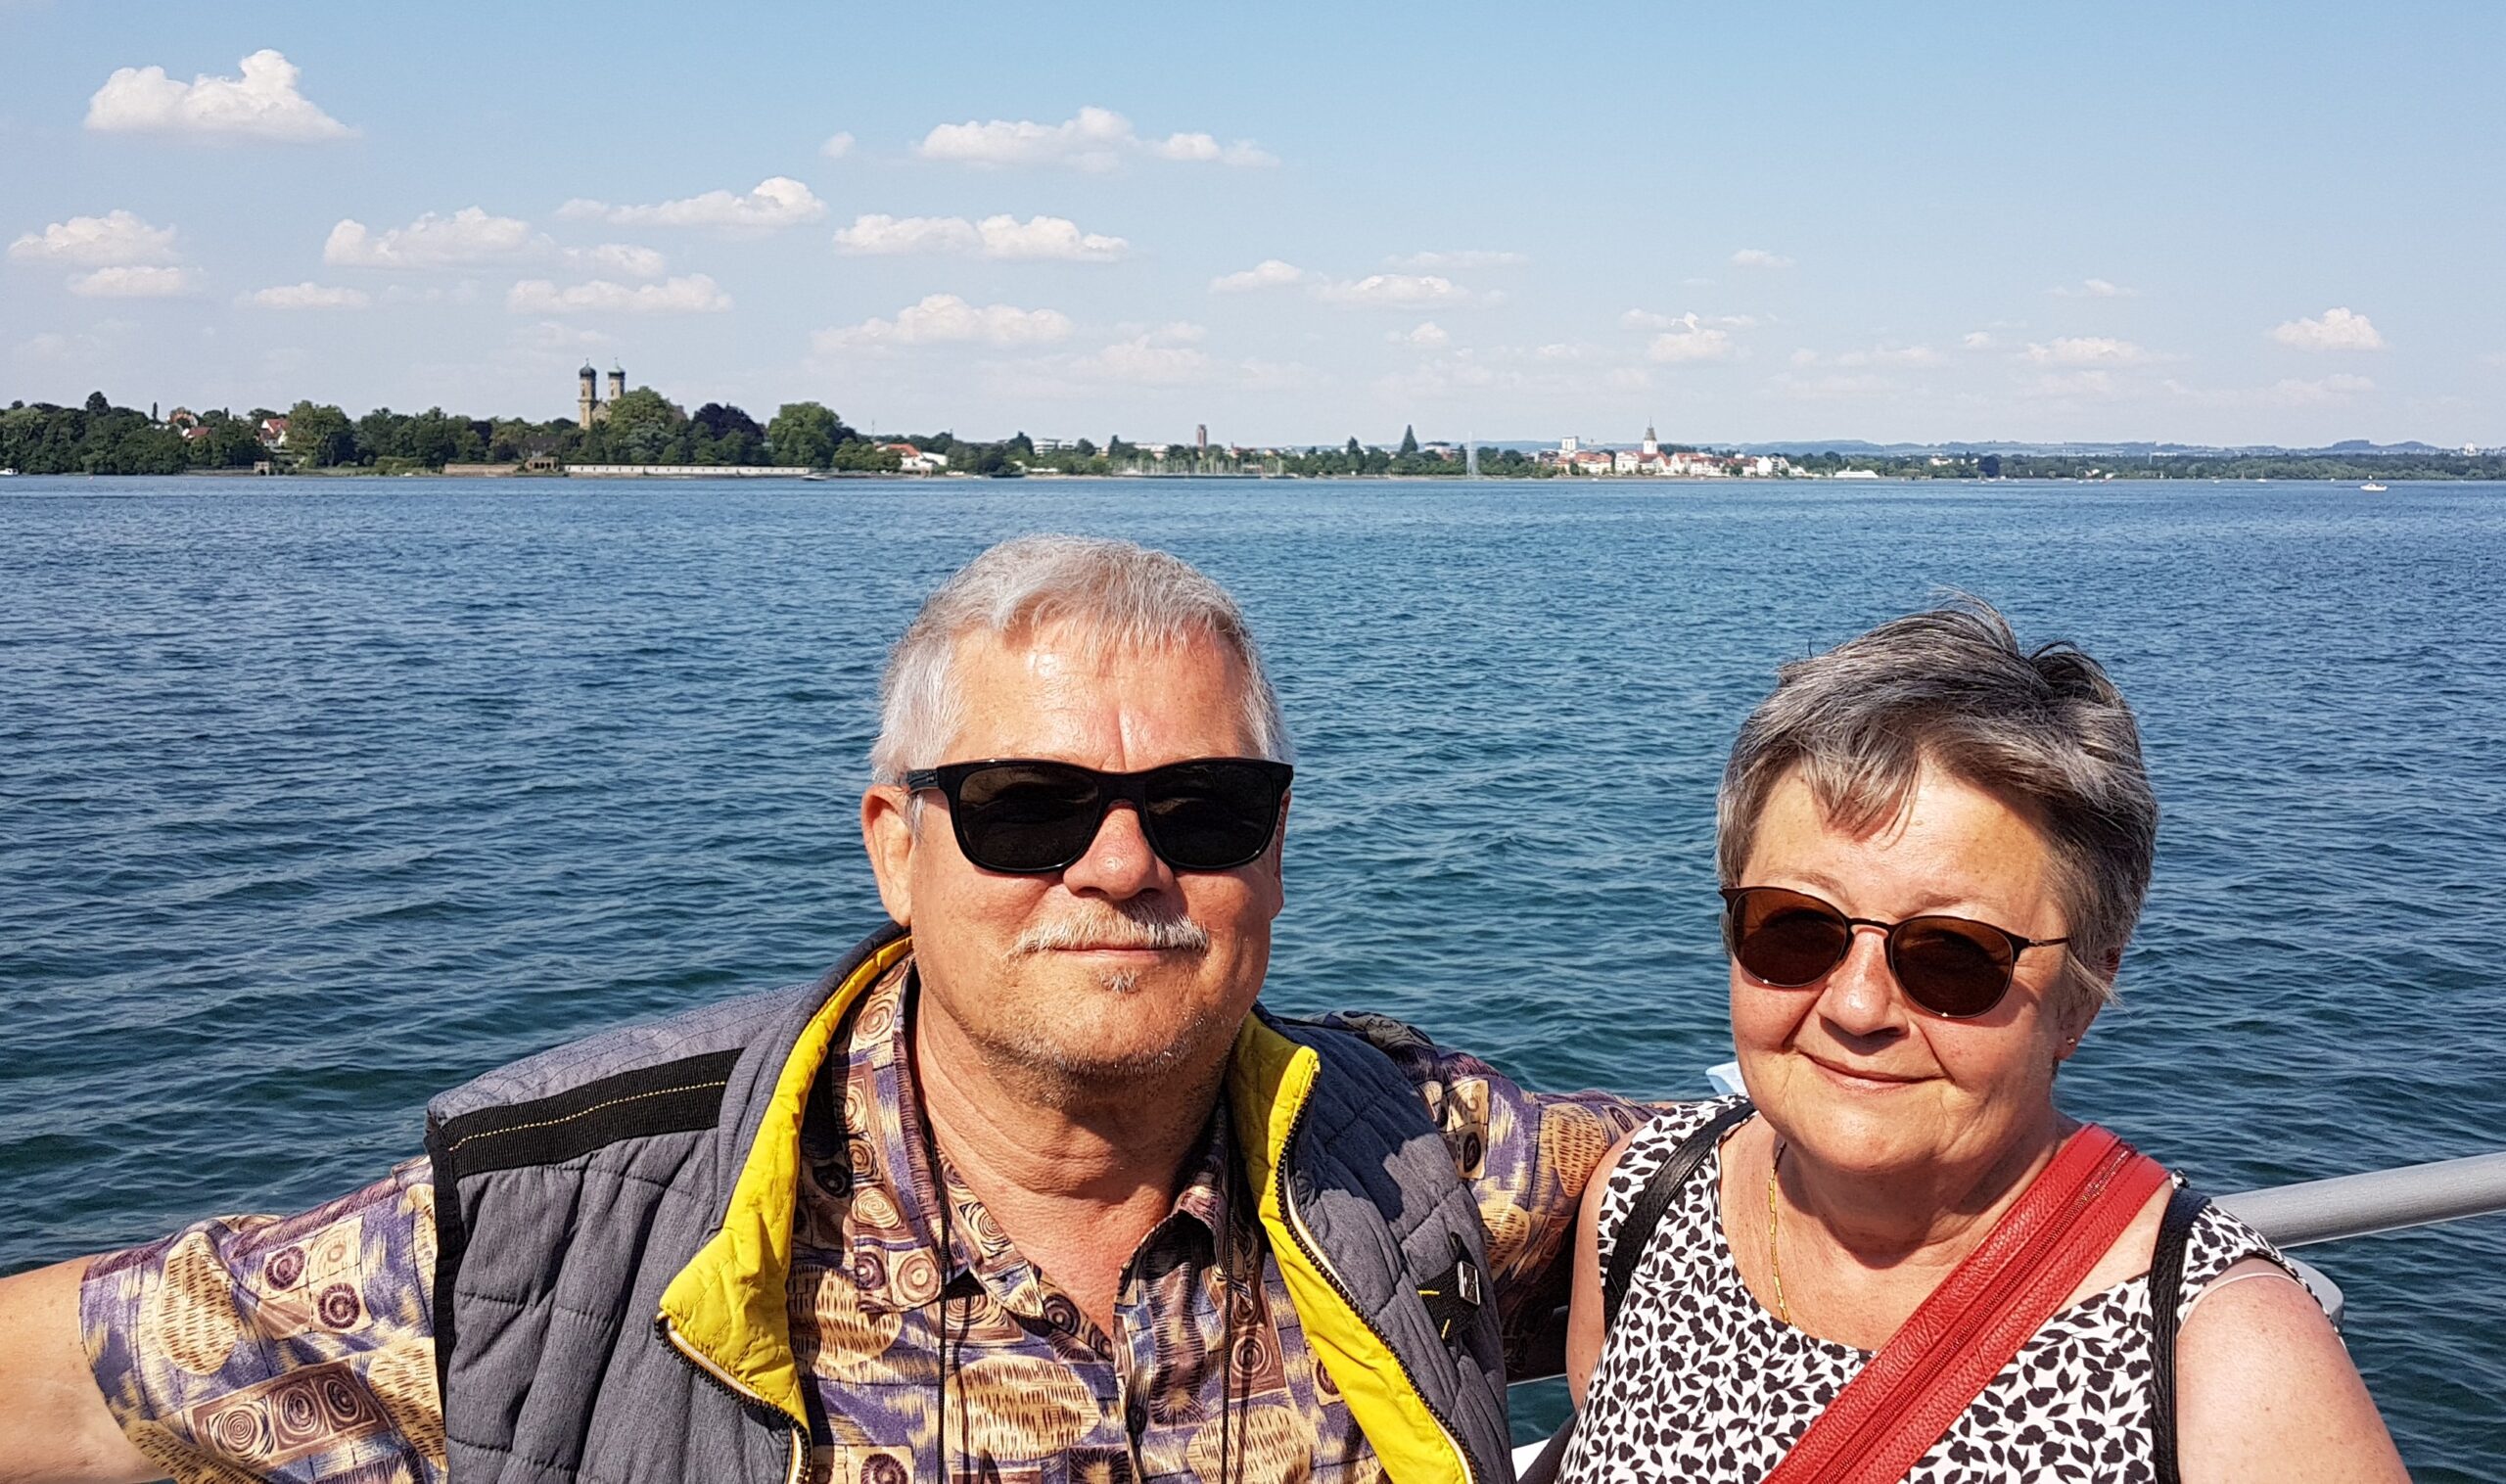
[1605,1094,1753,1196]
[2174,1192,2309,1322]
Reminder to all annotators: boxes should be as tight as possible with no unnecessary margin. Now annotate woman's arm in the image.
[2176,1258,2410,1484]
[1562,1127,1639,1407]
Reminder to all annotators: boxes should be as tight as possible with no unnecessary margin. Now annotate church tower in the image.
[607,365,626,404]
[579,363,599,430]
[1642,421,1660,457]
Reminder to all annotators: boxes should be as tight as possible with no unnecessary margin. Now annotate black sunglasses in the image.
[904,758,1293,875]
[1719,885,2070,1019]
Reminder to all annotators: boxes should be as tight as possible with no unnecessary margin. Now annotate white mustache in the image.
[1014,909,1211,955]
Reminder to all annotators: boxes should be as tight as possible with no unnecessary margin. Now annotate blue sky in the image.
[4,0,2500,446]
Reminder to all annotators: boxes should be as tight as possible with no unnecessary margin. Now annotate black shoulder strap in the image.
[1603,1098,1757,1328]
[1521,1098,1757,1484]
[2146,1182,2209,1484]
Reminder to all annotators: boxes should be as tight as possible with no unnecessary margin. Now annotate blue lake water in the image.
[1,475,2499,1477]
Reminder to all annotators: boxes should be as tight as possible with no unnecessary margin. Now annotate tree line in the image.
[10,391,2494,482]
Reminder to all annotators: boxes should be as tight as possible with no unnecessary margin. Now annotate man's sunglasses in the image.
[1718,885,2070,1019]
[904,758,1293,875]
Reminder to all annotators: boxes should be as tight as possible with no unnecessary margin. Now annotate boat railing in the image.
[1506,1146,2506,1386]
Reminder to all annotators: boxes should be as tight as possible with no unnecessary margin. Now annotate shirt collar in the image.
[812,958,1240,1317]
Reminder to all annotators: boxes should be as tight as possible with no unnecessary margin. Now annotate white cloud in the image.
[1071,335,1213,385]
[2272,306,2385,351]
[834,214,979,255]
[819,131,856,159]
[1731,248,1794,269]
[241,281,370,309]
[70,265,197,298]
[561,244,666,279]
[1389,321,1450,348]
[563,177,826,234]
[916,106,1275,170]
[832,212,1128,261]
[8,210,178,267]
[977,214,1128,261]
[1962,331,1997,350]
[85,49,353,142]
[1623,308,1757,331]
[1388,250,1528,269]
[1318,273,1489,308]
[1644,313,1737,363]
[1210,258,1304,292]
[505,274,732,315]
[380,281,482,306]
[1800,344,1944,368]
[2024,336,2151,366]
[2052,277,2136,298]
[325,209,547,269]
[815,293,1074,349]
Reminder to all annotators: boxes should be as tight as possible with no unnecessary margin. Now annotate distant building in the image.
[257,416,290,449]
[578,363,628,430]
[884,441,950,474]
[1196,423,1209,452]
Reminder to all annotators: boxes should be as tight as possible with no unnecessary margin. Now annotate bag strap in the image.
[1519,1098,1757,1484]
[1602,1097,1758,1327]
[2144,1183,2208,1484]
[1761,1124,2173,1484]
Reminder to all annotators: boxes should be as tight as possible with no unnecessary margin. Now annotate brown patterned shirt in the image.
[81,958,1648,1482]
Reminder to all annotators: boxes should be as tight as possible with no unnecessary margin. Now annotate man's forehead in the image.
[943,622,1259,757]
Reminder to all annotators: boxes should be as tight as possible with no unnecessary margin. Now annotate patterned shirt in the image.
[82,957,1647,1483]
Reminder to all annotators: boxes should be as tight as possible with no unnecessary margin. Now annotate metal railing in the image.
[2219,1149,2506,1247]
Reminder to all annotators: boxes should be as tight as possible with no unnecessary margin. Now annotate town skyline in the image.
[6,2,2503,447]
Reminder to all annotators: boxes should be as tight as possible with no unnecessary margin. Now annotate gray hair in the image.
[1715,599,2158,1010]
[868,534,1293,786]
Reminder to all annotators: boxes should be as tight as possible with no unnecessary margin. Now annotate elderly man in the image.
[1,535,1644,1484]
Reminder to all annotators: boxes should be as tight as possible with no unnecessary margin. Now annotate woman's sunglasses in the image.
[904,758,1293,875]
[1718,885,2069,1019]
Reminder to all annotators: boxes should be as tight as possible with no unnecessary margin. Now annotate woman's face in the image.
[1731,762,2090,1183]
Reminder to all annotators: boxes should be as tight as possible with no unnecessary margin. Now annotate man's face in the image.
[862,622,1285,1094]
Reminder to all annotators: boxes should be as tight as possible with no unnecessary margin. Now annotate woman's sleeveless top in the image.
[1562,1097,2299,1484]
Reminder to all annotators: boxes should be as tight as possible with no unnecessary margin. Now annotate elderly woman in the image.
[1557,605,2405,1483]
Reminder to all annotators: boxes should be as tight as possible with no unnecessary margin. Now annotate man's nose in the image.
[1059,801,1173,899]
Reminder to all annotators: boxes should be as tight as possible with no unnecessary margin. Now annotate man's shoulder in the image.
[430,923,906,1126]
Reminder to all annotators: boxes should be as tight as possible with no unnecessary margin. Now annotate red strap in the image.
[1762,1124,2172,1484]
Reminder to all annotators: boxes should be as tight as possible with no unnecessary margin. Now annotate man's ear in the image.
[1261,791,1289,918]
[861,786,918,926]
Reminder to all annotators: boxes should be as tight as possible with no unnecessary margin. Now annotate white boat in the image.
[0,467,19,477]
[2360,483,2389,492]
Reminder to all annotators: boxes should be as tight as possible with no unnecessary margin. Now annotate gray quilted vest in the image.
[425,923,1516,1484]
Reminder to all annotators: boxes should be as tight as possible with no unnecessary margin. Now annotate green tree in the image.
[1398,424,1418,456]
[766,401,844,467]
[286,401,356,467]
[1345,436,1363,459]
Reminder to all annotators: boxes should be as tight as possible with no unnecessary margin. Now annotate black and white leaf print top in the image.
[1560,1096,2301,1484]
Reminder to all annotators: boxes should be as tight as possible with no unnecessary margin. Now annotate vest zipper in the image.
[1274,1088,1482,1484]
[657,1314,810,1484]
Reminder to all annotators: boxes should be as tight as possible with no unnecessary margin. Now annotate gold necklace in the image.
[1766,1138,1791,1324]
